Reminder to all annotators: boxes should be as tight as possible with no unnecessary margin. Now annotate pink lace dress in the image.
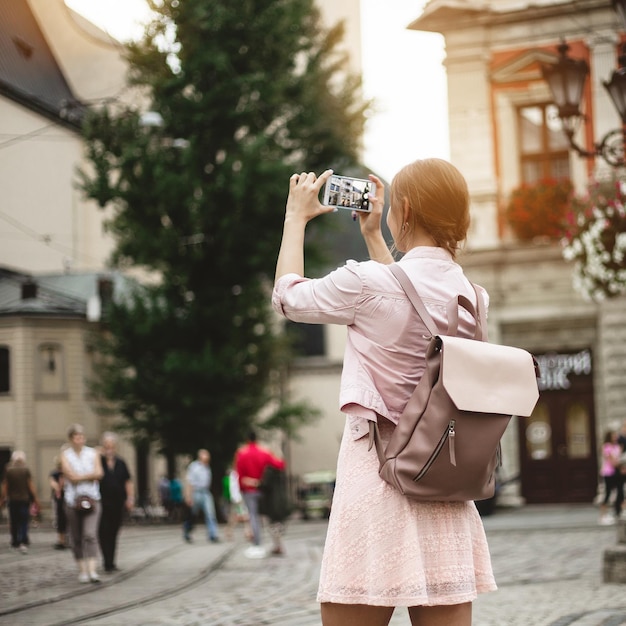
[317,418,497,607]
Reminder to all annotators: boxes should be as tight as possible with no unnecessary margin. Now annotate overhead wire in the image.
[0,209,104,267]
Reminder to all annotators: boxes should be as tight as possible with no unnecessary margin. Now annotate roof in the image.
[0,266,134,319]
[408,0,582,33]
[0,0,85,128]
[408,0,491,32]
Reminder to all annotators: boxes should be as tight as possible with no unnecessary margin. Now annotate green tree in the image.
[80,0,369,478]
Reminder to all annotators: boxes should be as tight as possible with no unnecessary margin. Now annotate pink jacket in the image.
[272,247,488,440]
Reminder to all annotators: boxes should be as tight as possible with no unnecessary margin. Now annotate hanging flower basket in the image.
[561,179,626,301]
[504,178,573,241]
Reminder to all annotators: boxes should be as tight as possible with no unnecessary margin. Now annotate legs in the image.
[66,502,102,582]
[320,602,472,626]
[8,501,29,547]
[201,492,220,541]
[600,475,618,523]
[408,603,472,626]
[55,496,67,547]
[614,474,624,518]
[268,521,285,555]
[182,500,194,541]
[65,505,84,560]
[99,503,123,570]
[242,491,262,545]
[321,603,394,626]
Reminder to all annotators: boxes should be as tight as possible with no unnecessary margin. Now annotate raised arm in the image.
[274,170,335,283]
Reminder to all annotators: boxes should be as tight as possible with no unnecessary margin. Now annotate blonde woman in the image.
[61,424,104,583]
[273,160,496,626]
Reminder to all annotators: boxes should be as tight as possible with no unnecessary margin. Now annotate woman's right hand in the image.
[285,170,336,225]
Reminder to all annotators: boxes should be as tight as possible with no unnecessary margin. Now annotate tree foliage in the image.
[80,0,369,477]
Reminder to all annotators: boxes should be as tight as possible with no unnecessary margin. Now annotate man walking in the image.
[98,432,134,573]
[183,449,220,543]
[235,431,285,558]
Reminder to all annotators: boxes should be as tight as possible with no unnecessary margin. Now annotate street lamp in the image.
[541,41,626,167]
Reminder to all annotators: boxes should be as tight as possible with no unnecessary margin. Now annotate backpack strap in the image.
[389,263,487,340]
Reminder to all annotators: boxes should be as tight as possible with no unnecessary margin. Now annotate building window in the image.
[37,343,65,394]
[518,103,570,183]
[0,347,9,393]
[286,322,325,357]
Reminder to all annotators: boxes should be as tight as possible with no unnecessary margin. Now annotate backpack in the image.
[369,264,540,502]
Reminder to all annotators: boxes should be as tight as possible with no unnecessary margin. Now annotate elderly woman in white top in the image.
[60,423,104,583]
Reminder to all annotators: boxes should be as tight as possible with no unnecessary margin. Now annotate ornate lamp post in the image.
[541,41,626,167]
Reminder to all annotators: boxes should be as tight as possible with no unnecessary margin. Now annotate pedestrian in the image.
[599,429,623,525]
[182,449,220,544]
[61,423,104,583]
[169,475,184,522]
[235,431,285,559]
[49,455,67,549]
[98,432,134,573]
[158,474,171,516]
[272,160,497,625]
[221,464,246,541]
[259,464,290,556]
[0,450,39,553]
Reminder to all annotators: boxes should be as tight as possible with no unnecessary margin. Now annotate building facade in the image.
[406,0,626,504]
[0,0,366,504]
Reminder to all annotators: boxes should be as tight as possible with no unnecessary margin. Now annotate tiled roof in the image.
[0,0,84,127]
[0,268,85,317]
[0,266,135,318]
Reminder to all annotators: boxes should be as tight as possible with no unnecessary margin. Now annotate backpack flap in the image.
[438,335,539,417]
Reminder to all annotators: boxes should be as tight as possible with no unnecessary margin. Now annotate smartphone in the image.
[322,174,376,212]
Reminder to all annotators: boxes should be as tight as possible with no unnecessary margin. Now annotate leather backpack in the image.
[369,264,540,502]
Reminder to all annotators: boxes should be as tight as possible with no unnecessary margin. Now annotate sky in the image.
[65,0,449,182]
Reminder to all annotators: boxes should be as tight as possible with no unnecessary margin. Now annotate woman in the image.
[0,450,39,553]
[272,159,496,626]
[61,424,104,583]
[599,429,623,525]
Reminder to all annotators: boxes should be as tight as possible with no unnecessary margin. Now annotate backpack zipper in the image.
[413,419,456,482]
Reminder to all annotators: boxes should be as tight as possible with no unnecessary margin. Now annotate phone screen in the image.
[323,174,375,212]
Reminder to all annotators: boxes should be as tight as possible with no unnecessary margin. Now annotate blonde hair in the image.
[390,158,470,259]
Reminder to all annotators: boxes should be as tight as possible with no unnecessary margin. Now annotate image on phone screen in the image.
[323,175,376,212]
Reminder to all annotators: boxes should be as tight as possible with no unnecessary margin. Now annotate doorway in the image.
[519,349,598,504]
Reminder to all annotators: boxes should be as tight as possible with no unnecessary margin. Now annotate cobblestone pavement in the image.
[1,504,626,625]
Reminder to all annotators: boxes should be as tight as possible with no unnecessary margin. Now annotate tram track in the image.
[0,525,239,626]
[48,544,237,625]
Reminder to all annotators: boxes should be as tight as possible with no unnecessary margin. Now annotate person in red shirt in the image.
[235,431,285,558]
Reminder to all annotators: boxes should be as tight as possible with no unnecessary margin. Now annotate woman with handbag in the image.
[61,423,104,583]
[272,159,496,626]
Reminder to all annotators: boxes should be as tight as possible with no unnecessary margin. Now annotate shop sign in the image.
[536,349,592,391]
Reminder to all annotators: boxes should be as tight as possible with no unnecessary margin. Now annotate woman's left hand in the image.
[285,170,336,224]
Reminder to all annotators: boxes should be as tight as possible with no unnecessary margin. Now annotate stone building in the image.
[0,0,366,504]
[406,0,626,504]
[286,0,626,507]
